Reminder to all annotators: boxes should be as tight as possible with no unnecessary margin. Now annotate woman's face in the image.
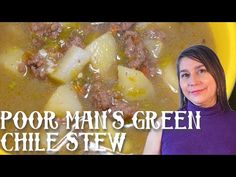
[179,57,217,108]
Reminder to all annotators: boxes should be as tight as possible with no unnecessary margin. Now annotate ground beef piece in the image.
[89,78,139,119]
[127,44,147,69]
[31,66,47,80]
[47,47,64,60]
[123,31,138,58]
[110,100,138,119]
[118,29,159,77]
[92,90,114,111]
[23,53,47,80]
[140,59,157,77]
[122,31,148,69]
[62,35,84,52]
[119,22,135,31]
[89,23,111,33]
[30,22,62,40]
[110,22,135,33]
[31,38,45,48]
[143,28,166,40]
[18,62,27,74]
[90,81,114,111]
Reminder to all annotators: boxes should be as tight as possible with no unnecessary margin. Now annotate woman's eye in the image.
[199,69,207,74]
[181,73,189,78]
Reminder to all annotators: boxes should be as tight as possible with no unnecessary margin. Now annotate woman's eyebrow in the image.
[180,64,205,73]
[195,64,205,69]
[180,69,189,73]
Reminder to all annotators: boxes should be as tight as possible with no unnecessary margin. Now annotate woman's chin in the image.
[189,97,207,106]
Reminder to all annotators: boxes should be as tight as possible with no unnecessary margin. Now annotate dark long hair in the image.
[176,45,230,112]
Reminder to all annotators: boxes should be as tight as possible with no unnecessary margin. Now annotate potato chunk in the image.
[44,84,82,117]
[0,47,24,76]
[85,32,117,80]
[49,46,91,83]
[118,65,155,101]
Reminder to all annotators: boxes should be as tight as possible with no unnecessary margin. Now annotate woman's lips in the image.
[189,88,206,96]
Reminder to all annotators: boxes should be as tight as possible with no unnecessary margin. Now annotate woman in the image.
[143,45,236,155]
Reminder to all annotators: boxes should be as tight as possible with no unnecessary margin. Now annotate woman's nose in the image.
[188,74,200,86]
